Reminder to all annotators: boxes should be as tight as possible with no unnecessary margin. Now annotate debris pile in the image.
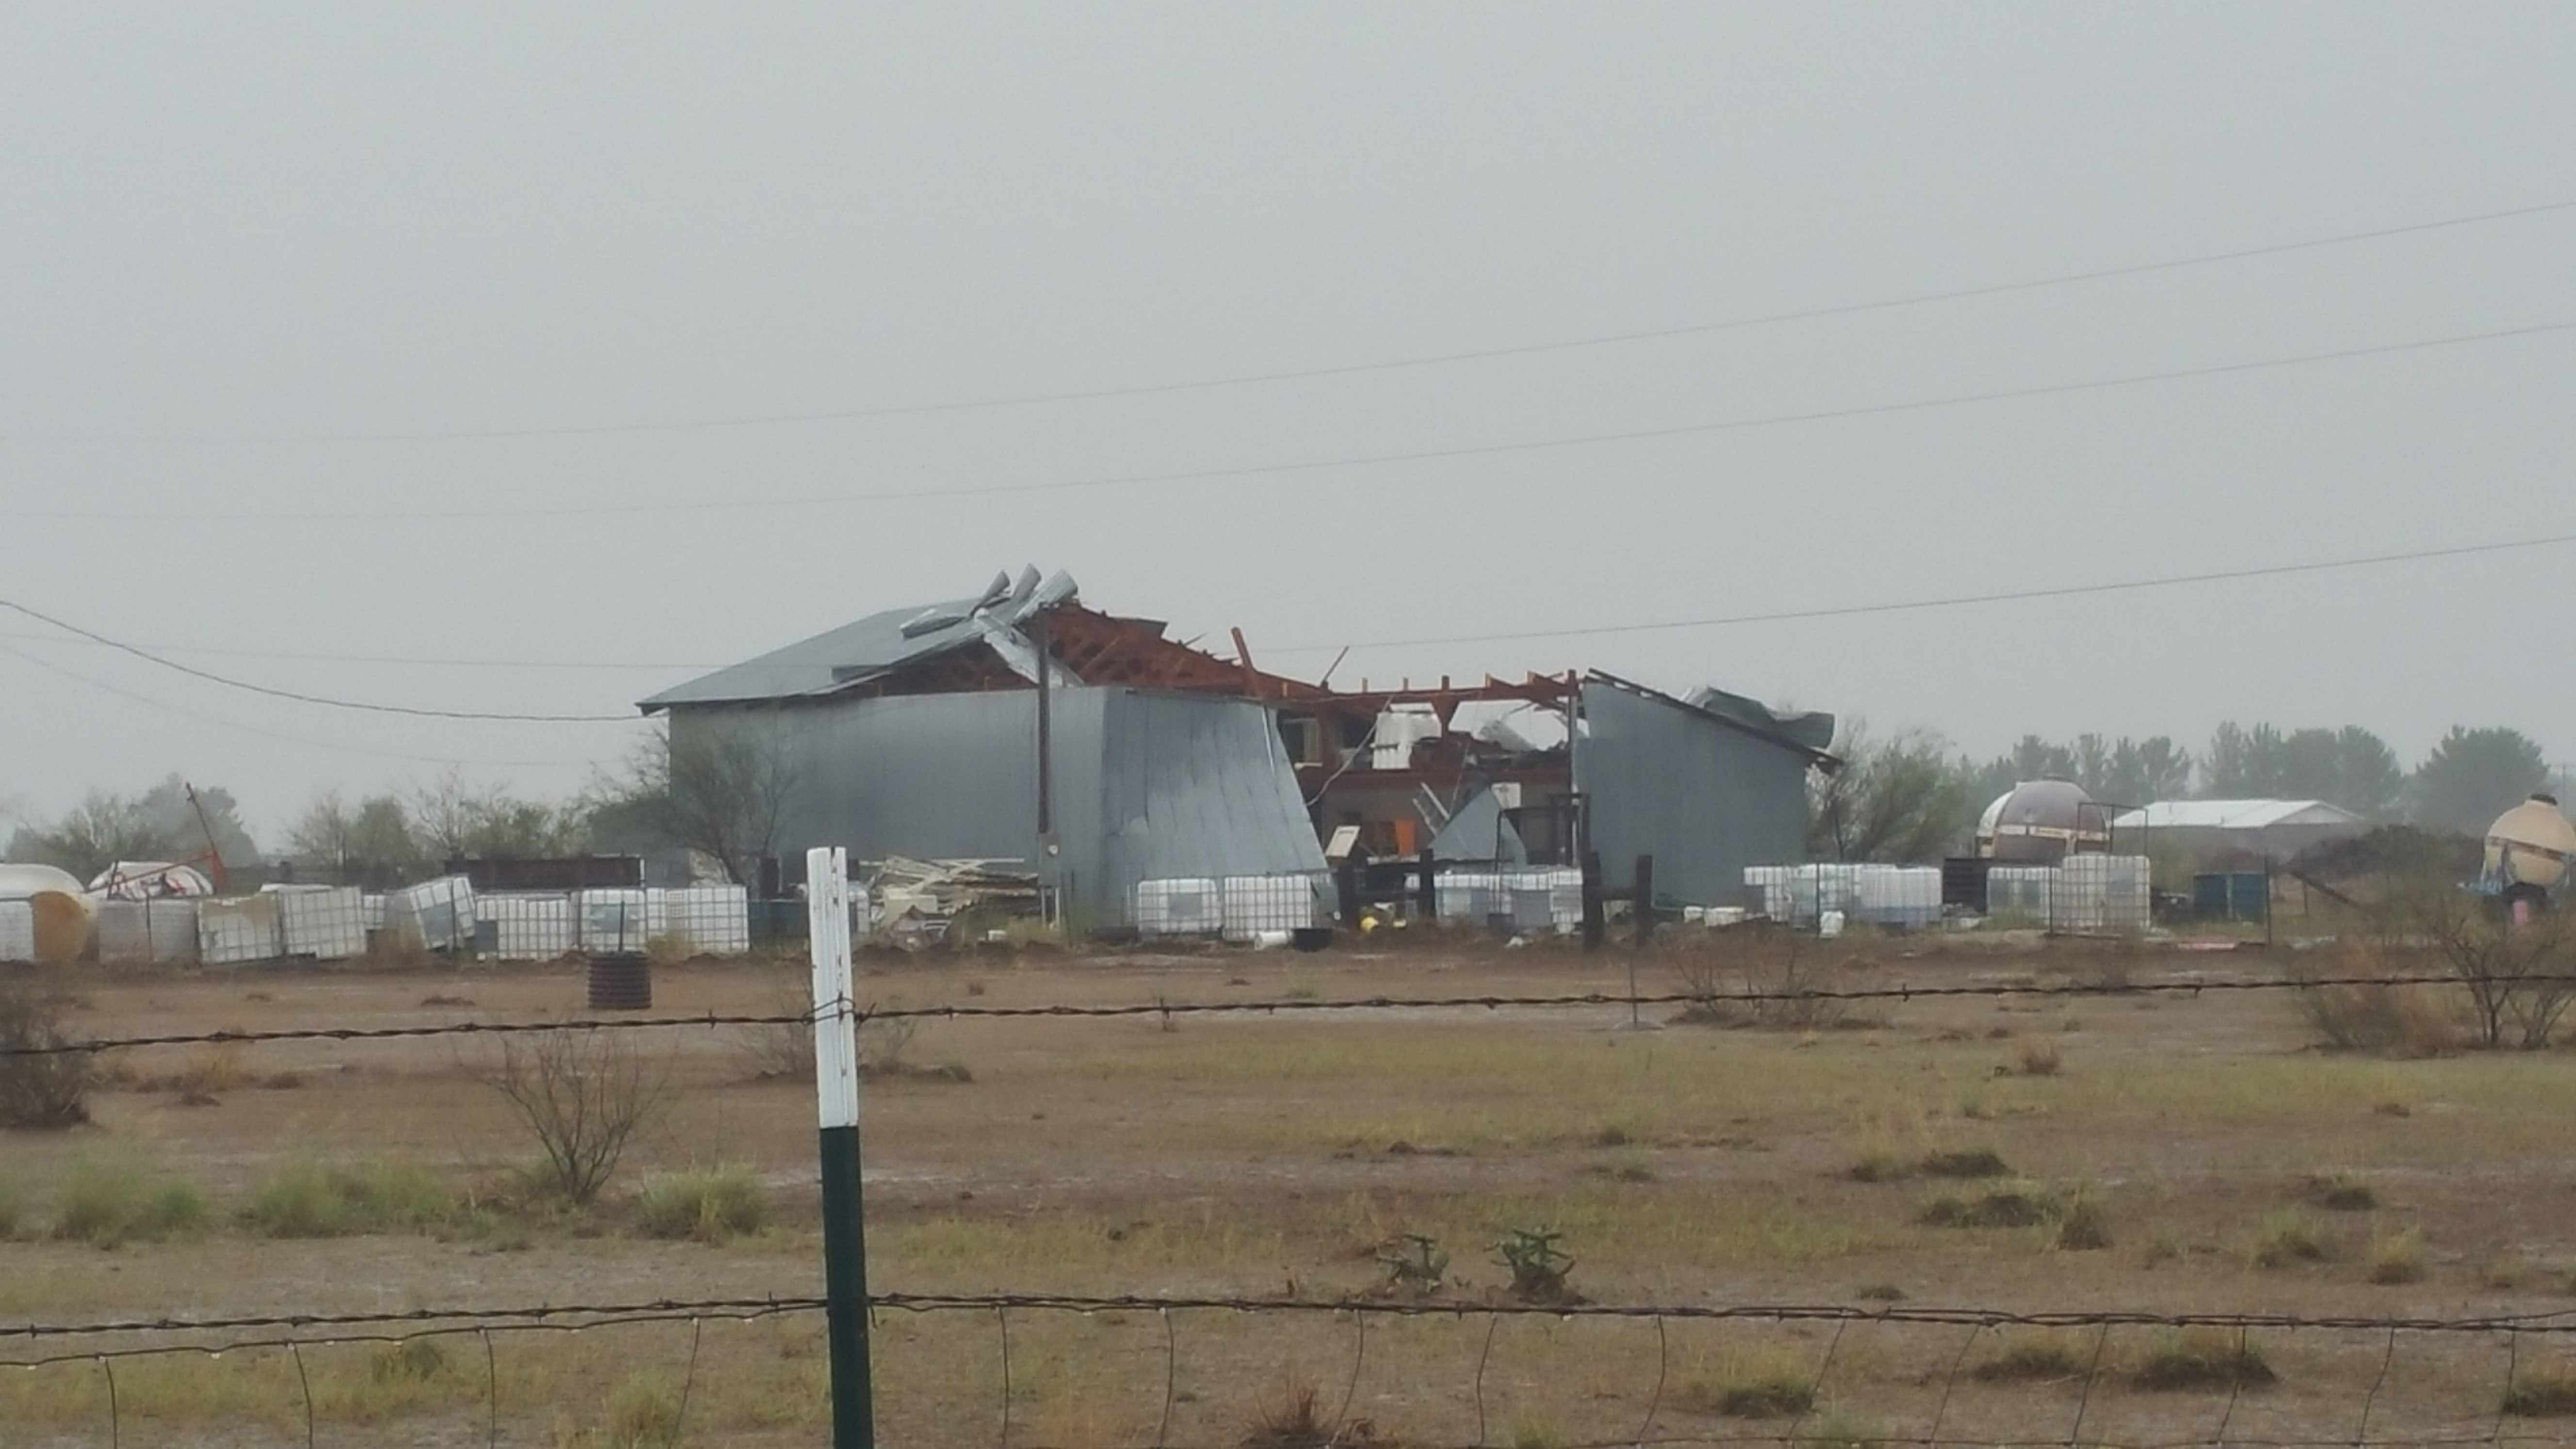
[864,856,1040,945]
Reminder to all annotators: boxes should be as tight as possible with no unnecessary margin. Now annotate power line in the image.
[0,628,723,672]
[8,527,2563,686]
[8,196,2570,445]
[10,319,2573,524]
[0,642,607,767]
[0,598,637,723]
[1259,529,2576,656]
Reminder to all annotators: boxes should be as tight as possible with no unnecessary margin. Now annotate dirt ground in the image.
[8,933,2576,1447]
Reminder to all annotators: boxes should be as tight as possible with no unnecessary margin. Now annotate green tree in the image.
[2332,726,2406,819]
[2411,726,2550,834]
[1807,723,1973,863]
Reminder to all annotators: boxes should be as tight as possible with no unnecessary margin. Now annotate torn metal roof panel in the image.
[639,568,1076,712]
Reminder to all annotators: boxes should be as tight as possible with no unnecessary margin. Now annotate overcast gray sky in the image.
[3,2,2571,843]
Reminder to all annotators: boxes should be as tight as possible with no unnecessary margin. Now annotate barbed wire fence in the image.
[16,1294,2576,1446]
[5,970,2554,1059]
[12,968,2576,1445]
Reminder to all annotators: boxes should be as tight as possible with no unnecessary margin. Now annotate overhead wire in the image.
[5,195,2568,445]
[3,526,2569,676]
[0,641,614,767]
[8,319,2574,524]
[1257,528,2576,656]
[0,597,636,723]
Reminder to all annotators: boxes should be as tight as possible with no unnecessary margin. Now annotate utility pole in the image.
[807,846,874,1449]
[1033,608,1058,925]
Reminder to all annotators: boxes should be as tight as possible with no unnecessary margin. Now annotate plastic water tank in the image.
[0,863,97,965]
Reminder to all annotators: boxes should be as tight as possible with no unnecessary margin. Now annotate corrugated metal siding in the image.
[1574,681,1811,907]
[1429,787,1529,864]
[676,687,1322,927]
[1091,690,1329,919]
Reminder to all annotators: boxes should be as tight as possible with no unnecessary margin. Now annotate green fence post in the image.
[807,846,874,1449]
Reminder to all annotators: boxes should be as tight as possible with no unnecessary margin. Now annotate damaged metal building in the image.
[638,568,1835,928]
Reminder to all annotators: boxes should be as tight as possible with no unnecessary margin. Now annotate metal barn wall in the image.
[1574,681,1811,907]
[671,687,1322,927]
[1090,688,1331,919]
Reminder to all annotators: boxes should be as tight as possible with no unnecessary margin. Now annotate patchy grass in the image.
[1845,1149,1907,1183]
[52,1160,212,1247]
[241,1160,456,1238]
[2055,1188,2113,1251]
[1676,1348,1817,1417]
[370,1338,449,1385]
[1919,1186,2057,1229]
[2301,1173,2379,1211]
[1795,1407,1890,1449]
[2133,1330,2278,1391]
[1918,1148,2011,1179]
[630,1165,769,1243]
[2249,1208,2332,1269]
[2504,1366,2576,1417]
[2368,1227,2426,1285]
[1971,1334,2090,1383]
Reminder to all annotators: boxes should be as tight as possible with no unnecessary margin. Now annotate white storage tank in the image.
[2485,794,2575,898]
[0,863,95,965]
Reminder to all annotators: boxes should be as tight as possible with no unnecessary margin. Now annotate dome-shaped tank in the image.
[1989,779,2109,864]
[1974,791,2012,859]
[2485,794,2576,893]
[0,863,98,965]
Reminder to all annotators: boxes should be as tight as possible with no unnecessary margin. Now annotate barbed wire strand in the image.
[1636,1315,1669,1449]
[290,1337,315,1449]
[2355,1326,2398,1447]
[13,971,2562,1059]
[1330,1309,1368,1448]
[1474,1313,1499,1448]
[1927,1323,1983,1449]
[1157,1307,1178,1449]
[27,1292,2576,1352]
[2065,1323,2112,1448]
[17,1301,2576,1449]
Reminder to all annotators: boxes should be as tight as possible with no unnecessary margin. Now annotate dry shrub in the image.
[2374,880,2576,1048]
[602,1371,683,1448]
[1672,931,1850,1030]
[2249,1208,2331,1269]
[0,985,93,1128]
[2289,957,2458,1056]
[2368,1226,2426,1284]
[476,1030,671,1207]
[2014,1039,2063,1076]
[1242,1381,1390,1448]
[2056,1189,2114,1251]
[2301,1173,2378,1211]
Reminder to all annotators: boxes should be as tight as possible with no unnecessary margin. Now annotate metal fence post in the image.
[1580,852,1605,950]
[807,846,875,1449]
[1416,849,1437,922]
[1633,854,1655,947]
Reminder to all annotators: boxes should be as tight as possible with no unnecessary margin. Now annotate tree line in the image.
[4,727,796,890]
[1813,721,2565,863]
